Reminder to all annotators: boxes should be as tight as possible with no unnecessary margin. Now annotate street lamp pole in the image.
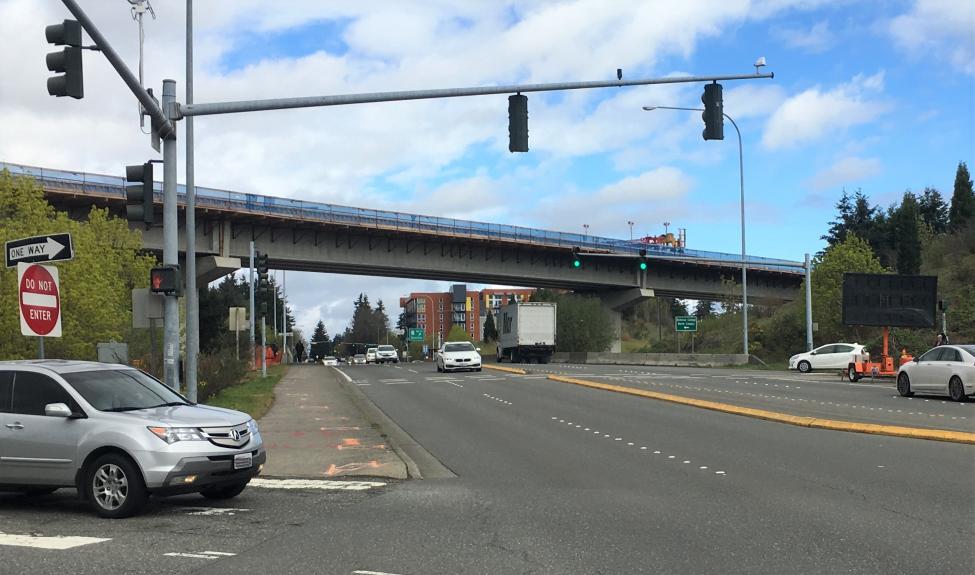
[642,105,749,357]
[627,221,634,241]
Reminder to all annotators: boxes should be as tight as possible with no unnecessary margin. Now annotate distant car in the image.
[789,343,868,373]
[375,344,398,364]
[322,356,338,366]
[365,348,378,363]
[437,341,482,373]
[897,345,975,401]
[353,354,367,365]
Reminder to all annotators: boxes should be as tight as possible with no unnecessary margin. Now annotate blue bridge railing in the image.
[2,161,804,273]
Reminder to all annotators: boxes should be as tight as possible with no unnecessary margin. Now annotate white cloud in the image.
[761,72,890,150]
[774,20,835,53]
[805,156,883,190]
[889,0,975,75]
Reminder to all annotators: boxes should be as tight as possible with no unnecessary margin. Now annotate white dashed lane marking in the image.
[551,416,727,476]
[165,551,237,560]
[483,393,512,405]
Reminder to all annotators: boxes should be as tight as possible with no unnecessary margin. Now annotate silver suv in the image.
[0,360,265,518]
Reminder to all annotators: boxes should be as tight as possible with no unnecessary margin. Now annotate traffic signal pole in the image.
[162,79,180,391]
[184,0,198,402]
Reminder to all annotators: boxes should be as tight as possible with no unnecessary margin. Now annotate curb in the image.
[483,364,528,375]
[547,375,975,445]
[331,367,456,479]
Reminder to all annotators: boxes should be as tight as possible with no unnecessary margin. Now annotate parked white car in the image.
[437,341,482,373]
[365,348,378,363]
[897,345,974,401]
[322,356,338,366]
[789,343,869,373]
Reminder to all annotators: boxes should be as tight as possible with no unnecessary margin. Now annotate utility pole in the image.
[805,253,813,352]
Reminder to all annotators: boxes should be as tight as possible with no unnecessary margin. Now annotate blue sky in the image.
[1,0,972,337]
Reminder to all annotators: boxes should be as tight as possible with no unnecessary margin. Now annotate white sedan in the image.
[896,345,974,402]
[789,343,869,373]
[437,341,482,373]
[322,356,339,366]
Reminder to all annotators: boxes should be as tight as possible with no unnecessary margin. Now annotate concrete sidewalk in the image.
[258,365,408,479]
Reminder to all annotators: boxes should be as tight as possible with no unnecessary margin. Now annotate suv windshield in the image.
[378,345,395,352]
[62,369,190,412]
[444,343,475,353]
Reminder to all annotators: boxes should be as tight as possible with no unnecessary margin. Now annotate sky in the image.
[1,0,973,341]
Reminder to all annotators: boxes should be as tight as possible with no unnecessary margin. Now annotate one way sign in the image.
[5,233,74,268]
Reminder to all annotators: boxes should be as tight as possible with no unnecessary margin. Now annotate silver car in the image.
[0,360,266,518]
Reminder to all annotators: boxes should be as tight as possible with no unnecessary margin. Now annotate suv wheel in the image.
[85,453,147,518]
[949,376,966,402]
[797,360,811,373]
[201,480,249,500]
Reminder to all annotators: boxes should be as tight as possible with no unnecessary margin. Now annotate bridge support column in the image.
[597,288,654,353]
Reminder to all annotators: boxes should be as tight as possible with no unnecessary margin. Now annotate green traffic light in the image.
[639,261,647,270]
[573,259,581,268]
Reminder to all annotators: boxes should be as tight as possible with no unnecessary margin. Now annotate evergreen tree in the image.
[349,293,375,345]
[483,310,498,341]
[309,320,329,359]
[694,300,714,319]
[917,187,949,234]
[821,189,854,246]
[670,298,688,318]
[949,161,975,232]
[892,192,922,274]
[373,299,390,343]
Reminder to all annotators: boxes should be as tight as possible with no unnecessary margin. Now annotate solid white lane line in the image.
[0,533,110,550]
[353,571,405,575]
[165,553,220,560]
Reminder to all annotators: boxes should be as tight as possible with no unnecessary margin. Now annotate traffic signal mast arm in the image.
[177,72,772,118]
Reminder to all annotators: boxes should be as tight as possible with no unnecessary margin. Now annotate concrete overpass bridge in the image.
[3,162,806,349]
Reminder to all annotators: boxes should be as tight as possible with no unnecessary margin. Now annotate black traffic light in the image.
[46,20,84,99]
[256,253,270,290]
[125,162,154,224]
[701,82,724,141]
[508,94,529,153]
[571,247,582,269]
[638,249,648,271]
[150,265,181,296]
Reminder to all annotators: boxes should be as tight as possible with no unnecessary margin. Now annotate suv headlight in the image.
[247,419,260,435]
[148,426,207,444]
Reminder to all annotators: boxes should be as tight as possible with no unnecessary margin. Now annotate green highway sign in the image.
[408,327,425,341]
[675,316,697,332]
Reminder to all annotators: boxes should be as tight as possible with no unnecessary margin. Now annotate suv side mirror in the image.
[44,402,73,418]
[476,347,481,352]
[810,351,817,355]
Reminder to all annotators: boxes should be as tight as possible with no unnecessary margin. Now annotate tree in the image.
[555,294,615,352]
[0,170,156,360]
[917,187,949,235]
[892,191,922,274]
[309,320,329,359]
[372,299,390,343]
[948,161,975,233]
[445,324,473,342]
[349,293,374,345]
[483,309,498,341]
[694,300,714,319]
[821,189,854,247]
[670,298,688,318]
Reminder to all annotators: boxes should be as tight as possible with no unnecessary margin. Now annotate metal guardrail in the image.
[2,161,804,273]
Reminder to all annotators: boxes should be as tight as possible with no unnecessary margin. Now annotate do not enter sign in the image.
[19,263,62,337]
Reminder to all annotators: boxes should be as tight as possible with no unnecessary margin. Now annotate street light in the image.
[627,220,634,241]
[642,105,749,357]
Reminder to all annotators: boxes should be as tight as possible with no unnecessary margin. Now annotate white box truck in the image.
[496,302,557,364]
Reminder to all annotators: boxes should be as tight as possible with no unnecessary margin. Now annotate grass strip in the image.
[204,364,287,420]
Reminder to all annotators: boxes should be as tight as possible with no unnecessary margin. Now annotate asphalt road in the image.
[3,362,973,574]
[527,363,975,432]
